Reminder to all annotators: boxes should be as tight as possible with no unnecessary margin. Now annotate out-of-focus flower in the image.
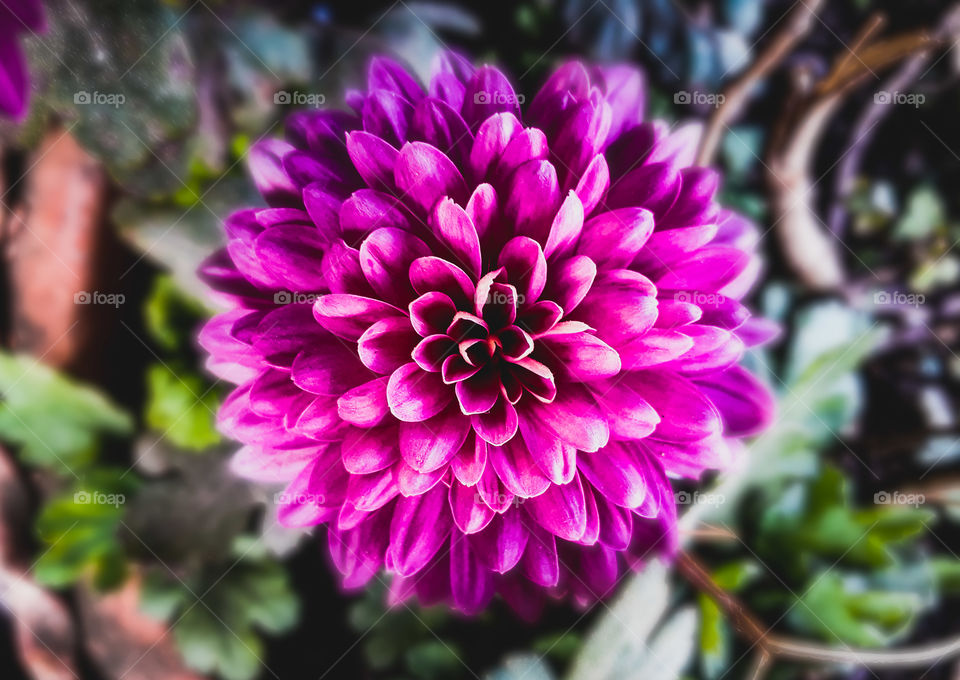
[0,0,44,119]
[200,53,776,616]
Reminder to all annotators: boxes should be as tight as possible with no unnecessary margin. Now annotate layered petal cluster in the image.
[0,0,44,119]
[200,53,776,616]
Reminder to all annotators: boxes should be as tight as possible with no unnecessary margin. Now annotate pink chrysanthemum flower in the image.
[0,0,44,119]
[200,53,776,616]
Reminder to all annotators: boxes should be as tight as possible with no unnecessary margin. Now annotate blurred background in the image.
[2,0,960,678]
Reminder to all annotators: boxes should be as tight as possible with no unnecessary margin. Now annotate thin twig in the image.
[678,551,960,669]
[695,0,826,166]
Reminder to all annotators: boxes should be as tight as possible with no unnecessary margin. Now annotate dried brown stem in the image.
[678,550,960,670]
[695,0,826,167]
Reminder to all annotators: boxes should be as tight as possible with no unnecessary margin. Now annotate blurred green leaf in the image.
[758,466,934,572]
[145,363,221,451]
[33,469,138,589]
[0,352,132,472]
[790,572,922,646]
[144,274,209,351]
[894,185,945,241]
[149,536,299,680]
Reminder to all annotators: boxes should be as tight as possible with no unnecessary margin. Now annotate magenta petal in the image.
[321,240,375,297]
[394,141,469,214]
[411,97,473,166]
[495,127,549,181]
[505,160,561,244]
[617,330,695,370]
[254,225,329,291]
[578,441,649,508]
[575,154,610,217]
[314,294,404,341]
[388,484,452,576]
[369,56,425,102]
[450,536,494,614]
[409,292,458,337]
[399,406,471,472]
[695,365,774,436]
[538,333,621,382]
[414,335,457,373]
[410,256,476,309]
[338,377,390,427]
[449,481,495,534]
[454,366,500,413]
[339,189,411,236]
[341,425,399,473]
[359,227,431,305]
[524,473,587,541]
[465,183,499,240]
[471,398,519,446]
[518,411,576,485]
[430,198,482,277]
[633,369,722,442]
[498,236,548,305]
[247,139,299,206]
[346,131,399,190]
[590,373,661,440]
[347,465,400,511]
[452,435,487,486]
[397,461,446,497]
[524,384,609,452]
[469,112,522,181]
[230,445,318,483]
[362,90,413,147]
[595,491,634,550]
[357,317,420,374]
[291,343,368,395]
[469,511,528,573]
[577,207,654,269]
[521,523,560,587]
[387,362,453,422]
[488,437,551,498]
[462,66,522,131]
[653,246,751,293]
[546,256,596,313]
[544,191,584,261]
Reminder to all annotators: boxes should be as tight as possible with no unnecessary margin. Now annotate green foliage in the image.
[0,352,132,472]
[789,572,923,646]
[698,561,759,679]
[348,583,454,674]
[757,466,933,573]
[144,274,209,352]
[141,537,299,680]
[145,363,221,451]
[33,469,138,590]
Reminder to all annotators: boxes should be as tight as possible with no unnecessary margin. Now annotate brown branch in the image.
[765,16,937,290]
[695,0,826,167]
[678,551,960,669]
